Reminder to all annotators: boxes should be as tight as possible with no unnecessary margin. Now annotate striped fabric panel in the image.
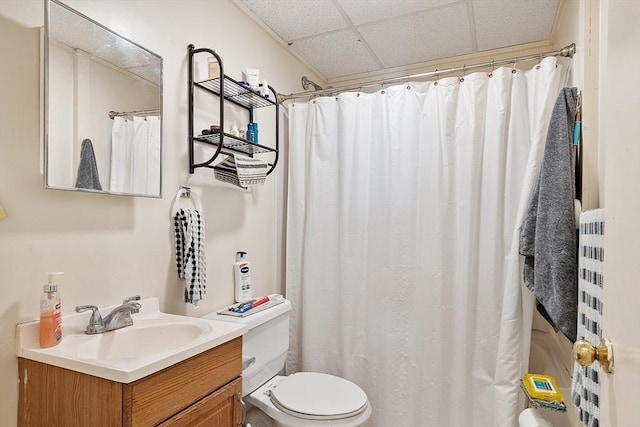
[571,209,605,427]
[214,154,267,188]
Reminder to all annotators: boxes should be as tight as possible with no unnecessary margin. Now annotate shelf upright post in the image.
[188,44,195,173]
[188,45,225,172]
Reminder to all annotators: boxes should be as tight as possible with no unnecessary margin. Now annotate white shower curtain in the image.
[110,115,161,195]
[286,57,569,426]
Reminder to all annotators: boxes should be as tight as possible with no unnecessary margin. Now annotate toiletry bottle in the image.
[252,122,259,143]
[207,57,220,80]
[230,121,239,137]
[40,272,63,348]
[243,68,260,90]
[234,251,252,302]
[246,123,256,143]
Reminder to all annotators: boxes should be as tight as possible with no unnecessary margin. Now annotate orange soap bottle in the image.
[40,272,63,348]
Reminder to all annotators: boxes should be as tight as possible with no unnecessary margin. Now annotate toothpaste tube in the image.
[251,296,270,308]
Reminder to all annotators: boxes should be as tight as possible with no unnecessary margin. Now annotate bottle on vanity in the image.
[234,251,252,302]
[40,272,63,348]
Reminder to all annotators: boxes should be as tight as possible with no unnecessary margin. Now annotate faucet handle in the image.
[75,305,104,334]
[127,301,142,314]
[123,296,142,314]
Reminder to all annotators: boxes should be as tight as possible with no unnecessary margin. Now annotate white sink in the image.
[15,297,247,383]
[60,318,209,361]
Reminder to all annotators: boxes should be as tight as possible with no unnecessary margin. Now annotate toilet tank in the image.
[206,298,292,396]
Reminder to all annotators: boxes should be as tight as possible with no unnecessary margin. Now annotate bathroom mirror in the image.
[44,0,163,197]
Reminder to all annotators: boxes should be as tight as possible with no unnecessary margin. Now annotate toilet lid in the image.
[269,372,369,421]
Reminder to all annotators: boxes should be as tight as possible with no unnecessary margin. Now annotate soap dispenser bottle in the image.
[233,252,252,302]
[40,272,63,348]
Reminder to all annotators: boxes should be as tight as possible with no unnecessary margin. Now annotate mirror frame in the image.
[44,0,163,198]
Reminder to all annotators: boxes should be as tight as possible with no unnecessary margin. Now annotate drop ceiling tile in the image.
[473,0,560,51]
[236,0,562,81]
[358,2,473,69]
[290,30,381,79]
[337,0,457,25]
[240,0,349,40]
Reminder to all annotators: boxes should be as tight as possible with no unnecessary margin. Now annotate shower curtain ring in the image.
[460,64,466,82]
[512,57,518,74]
[536,52,543,70]
[433,69,439,86]
[488,60,495,78]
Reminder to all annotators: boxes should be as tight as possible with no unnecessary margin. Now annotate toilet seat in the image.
[267,372,369,421]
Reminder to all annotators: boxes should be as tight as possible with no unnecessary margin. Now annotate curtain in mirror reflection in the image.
[110,116,161,195]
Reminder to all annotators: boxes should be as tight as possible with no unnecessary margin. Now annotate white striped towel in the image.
[571,209,605,427]
[214,154,267,188]
[173,208,207,305]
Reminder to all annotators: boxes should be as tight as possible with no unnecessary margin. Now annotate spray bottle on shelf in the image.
[233,251,252,302]
[40,272,63,348]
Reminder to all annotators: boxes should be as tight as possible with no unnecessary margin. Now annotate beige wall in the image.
[553,0,602,211]
[0,1,320,425]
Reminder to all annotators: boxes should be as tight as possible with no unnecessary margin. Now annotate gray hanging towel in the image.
[75,138,103,190]
[519,87,578,343]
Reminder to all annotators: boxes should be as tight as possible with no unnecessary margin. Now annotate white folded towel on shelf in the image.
[214,154,267,189]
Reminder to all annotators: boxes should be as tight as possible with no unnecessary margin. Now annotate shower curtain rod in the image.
[108,109,160,119]
[278,43,576,103]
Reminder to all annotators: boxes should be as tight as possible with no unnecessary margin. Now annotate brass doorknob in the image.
[573,338,614,373]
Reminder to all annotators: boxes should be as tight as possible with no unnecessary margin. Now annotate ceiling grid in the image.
[237,0,561,81]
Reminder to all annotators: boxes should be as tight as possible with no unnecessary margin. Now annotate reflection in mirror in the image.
[45,0,163,197]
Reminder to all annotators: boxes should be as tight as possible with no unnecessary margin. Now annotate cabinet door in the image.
[158,377,243,427]
[123,338,242,426]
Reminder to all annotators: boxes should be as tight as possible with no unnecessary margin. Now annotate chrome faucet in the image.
[76,295,142,334]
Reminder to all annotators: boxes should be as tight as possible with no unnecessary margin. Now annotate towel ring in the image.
[171,186,203,219]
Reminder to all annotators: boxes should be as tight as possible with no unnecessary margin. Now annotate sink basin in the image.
[60,318,210,361]
[15,297,248,383]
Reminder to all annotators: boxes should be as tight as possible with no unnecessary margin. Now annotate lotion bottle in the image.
[234,252,252,302]
[230,121,239,137]
[40,272,63,348]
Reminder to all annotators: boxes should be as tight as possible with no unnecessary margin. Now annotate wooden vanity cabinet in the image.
[18,337,243,427]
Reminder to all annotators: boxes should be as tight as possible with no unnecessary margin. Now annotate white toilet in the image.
[206,298,371,427]
[518,408,554,427]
